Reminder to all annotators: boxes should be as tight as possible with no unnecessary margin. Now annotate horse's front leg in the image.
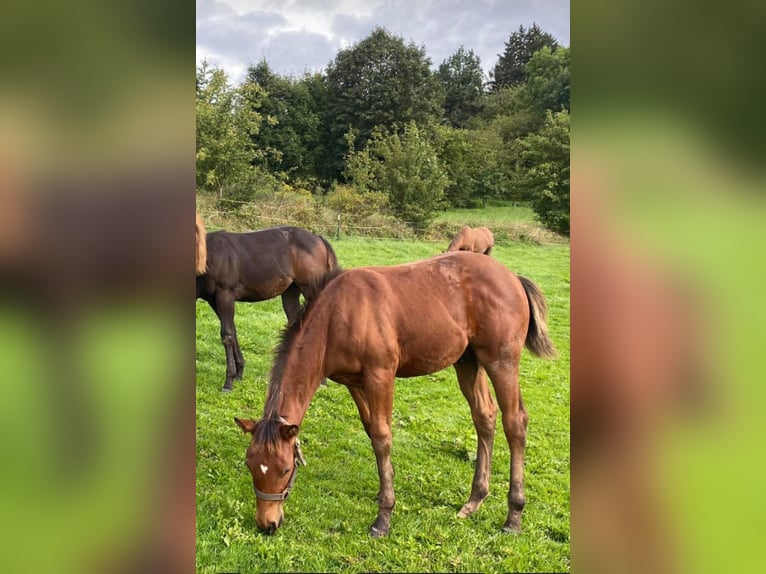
[369,425,395,537]
[364,371,396,537]
[347,386,380,501]
[231,329,245,381]
[214,291,238,391]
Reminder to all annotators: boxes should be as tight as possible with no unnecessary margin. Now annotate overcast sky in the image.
[197,0,569,83]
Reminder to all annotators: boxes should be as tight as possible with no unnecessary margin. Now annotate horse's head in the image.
[446,226,472,252]
[234,417,306,534]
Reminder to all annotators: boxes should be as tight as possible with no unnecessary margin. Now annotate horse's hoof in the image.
[458,497,485,518]
[501,524,522,534]
[222,386,233,393]
[369,526,388,538]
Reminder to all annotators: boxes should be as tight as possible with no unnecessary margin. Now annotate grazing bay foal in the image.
[446,225,495,255]
[235,251,556,536]
[196,225,337,391]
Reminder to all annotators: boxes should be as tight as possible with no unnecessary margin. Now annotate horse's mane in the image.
[195,212,207,275]
[262,266,344,419]
[251,416,289,452]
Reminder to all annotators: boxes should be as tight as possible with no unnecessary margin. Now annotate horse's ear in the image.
[279,423,300,440]
[234,417,257,434]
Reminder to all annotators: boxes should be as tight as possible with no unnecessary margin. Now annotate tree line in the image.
[196,24,569,235]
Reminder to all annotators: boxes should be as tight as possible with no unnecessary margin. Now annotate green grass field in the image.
[196,237,570,573]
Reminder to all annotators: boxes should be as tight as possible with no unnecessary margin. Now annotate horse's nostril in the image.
[264,521,278,535]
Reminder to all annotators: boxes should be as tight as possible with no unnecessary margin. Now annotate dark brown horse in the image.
[196,225,338,391]
[446,225,495,255]
[234,251,556,536]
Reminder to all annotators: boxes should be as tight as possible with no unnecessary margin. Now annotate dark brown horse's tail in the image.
[196,212,207,275]
[518,275,557,359]
[319,235,338,271]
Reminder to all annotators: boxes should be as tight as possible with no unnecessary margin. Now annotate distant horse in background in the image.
[196,212,207,275]
[234,251,556,536]
[446,226,494,255]
[196,225,338,391]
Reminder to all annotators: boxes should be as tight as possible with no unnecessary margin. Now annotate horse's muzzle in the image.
[260,515,283,535]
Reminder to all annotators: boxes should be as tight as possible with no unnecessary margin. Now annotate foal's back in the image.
[321,252,529,378]
[203,226,332,299]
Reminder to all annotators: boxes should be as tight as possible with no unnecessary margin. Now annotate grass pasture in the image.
[196,237,570,573]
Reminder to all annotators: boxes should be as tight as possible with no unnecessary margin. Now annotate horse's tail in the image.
[195,212,207,275]
[319,235,338,271]
[518,275,557,359]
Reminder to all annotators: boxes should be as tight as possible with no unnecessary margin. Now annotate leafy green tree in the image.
[517,110,570,235]
[435,125,506,207]
[491,24,558,90]
[245,61,324,183]
[301,72,336,185]
[326,27,444,178]
[436,46,485,128]
[478,45,570,202]
[345,122,449,231]
[196,61,264,197]
[520,46,570,114]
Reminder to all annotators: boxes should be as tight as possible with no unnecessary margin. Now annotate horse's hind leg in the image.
[281,283,302,324]
[484,361,528,532]
[214,291,240,391]
[454,351,497,518]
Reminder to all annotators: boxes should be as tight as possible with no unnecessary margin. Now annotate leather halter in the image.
[254,439,306,502]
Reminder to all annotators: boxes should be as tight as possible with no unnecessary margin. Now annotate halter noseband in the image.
[254,438,306,502]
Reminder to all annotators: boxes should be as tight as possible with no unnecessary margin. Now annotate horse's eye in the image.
[282,468,290,476]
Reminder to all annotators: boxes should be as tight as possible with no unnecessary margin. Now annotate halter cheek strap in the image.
[254,439,306,502]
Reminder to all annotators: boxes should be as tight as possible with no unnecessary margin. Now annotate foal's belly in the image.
[394,333,468,378]
[235,275,292,301]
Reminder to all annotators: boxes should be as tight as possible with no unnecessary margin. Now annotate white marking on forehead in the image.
[259,464,269,475]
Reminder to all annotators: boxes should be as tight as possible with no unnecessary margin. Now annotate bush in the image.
[345,122,449,233]
[215,167,281,211]
[325,184,388,224]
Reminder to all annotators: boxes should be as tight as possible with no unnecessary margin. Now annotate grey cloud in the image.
[329,0,568,77]
[196,8,287,63]
[196,0,235,22]
[330,13,377,47]
[197,0,569,79]
[256,30,338,77]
